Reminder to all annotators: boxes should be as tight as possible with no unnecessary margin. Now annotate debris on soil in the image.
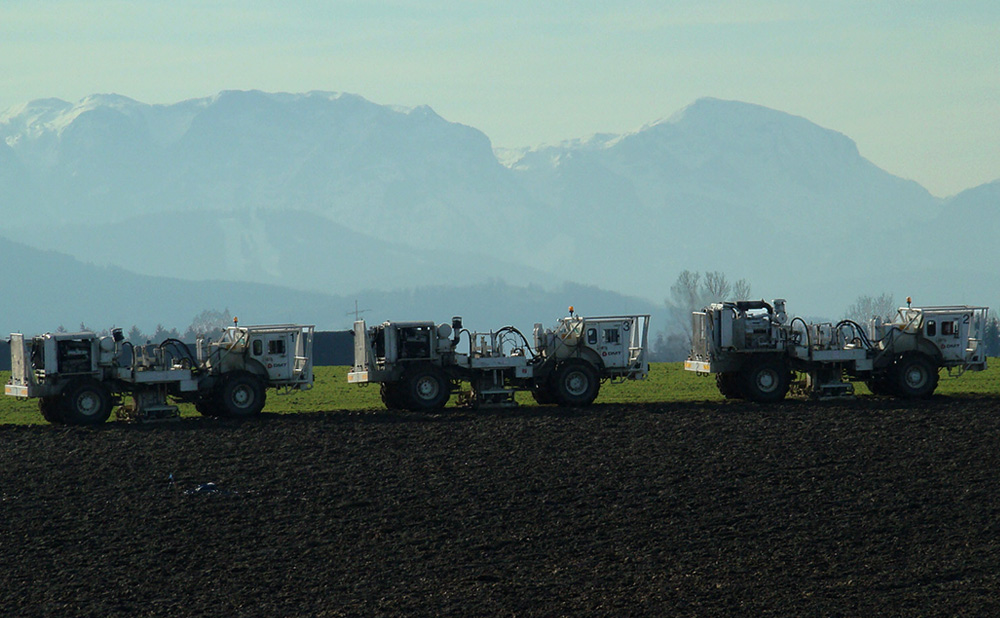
[183,482,234,495]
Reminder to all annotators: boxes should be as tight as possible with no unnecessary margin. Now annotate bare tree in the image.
[702,271,731,300]
[844,293,897,324]
[663,270,754,353]
[184,308,233,339]
[671,270,752,310]
[733,278,752,300]
[669,270,702,315]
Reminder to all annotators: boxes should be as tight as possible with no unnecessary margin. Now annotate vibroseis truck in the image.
[348,309,650,410]
[685,299,988,402]
[5,322,314,424]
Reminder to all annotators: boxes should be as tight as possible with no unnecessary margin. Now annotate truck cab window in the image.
[926,321,936,337]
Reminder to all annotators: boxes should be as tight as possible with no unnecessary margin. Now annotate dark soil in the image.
[4,397,1000,617]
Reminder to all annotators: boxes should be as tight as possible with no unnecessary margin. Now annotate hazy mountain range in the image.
[0,235,660,338]
[1,90,997,337]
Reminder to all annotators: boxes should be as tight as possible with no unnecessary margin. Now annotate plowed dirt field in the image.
[3,397,1000,617]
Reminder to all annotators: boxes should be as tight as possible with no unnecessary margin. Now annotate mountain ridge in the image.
[0,236,663,339]
[1,90,997,322]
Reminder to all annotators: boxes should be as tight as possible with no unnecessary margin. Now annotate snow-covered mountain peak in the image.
[0,97,72,125]
[650,97,860,159]
[77,93,142,110]
[403,104,442,120]
[0,98,73,142]
[509,97,866,176]
[1,94,151,143]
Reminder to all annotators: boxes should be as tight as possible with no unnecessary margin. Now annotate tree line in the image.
[58,309,235,345]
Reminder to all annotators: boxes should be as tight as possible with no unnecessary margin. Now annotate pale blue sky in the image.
[2,1,997,196]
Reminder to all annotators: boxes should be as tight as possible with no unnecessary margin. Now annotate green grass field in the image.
[3,362,1000,425]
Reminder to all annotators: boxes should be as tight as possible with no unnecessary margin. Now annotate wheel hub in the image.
[76,393,100,416]
[416,377,439,400]
[905,366,926,388]
[565,371,588,396]
[756,370,777,392]
[232,385,253,408]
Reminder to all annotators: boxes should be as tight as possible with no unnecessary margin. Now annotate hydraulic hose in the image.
[790,317,811,360]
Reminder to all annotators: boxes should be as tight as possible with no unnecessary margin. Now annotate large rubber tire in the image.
[216,372,266,418]
[195,398,221,417]
[39,396,65,424]
[891,354,939,399]
[380,383,408,410]
[716,373,744,400]
[402,366,450,412]
[551,361,600,407]
[741,361,790,403]
[60,379,113,426]
[531,385,555,405]
[865,374,894,397]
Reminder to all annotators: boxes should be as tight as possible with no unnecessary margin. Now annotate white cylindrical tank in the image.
[773,299,787,325]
